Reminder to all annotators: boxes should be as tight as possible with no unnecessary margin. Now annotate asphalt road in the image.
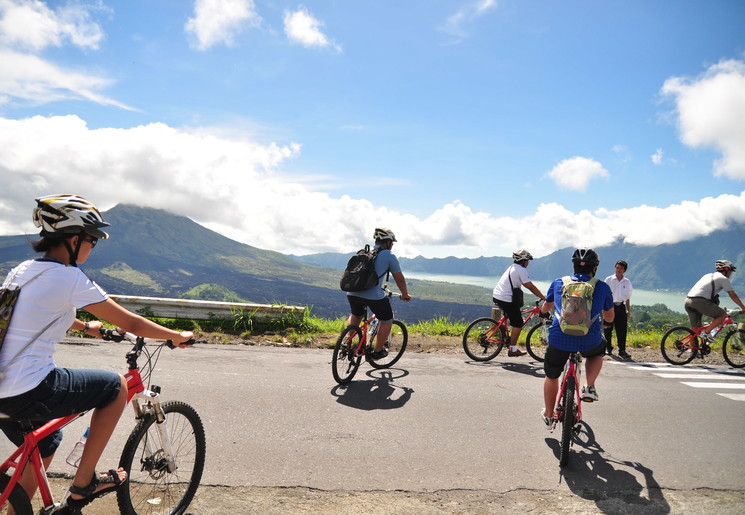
[3,339,744,512]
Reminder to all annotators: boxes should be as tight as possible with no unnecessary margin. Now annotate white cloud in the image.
[283,7,341,52]
[0,49,132,109]
[0,0,105,51]
[185,0,261,51]
[440,0,498,39]
[545,156,610,191]
[651,148,664,165]
[1,115,744,260]
[662,58,745,180]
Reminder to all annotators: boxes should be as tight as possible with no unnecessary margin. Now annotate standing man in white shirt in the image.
[604,260,633,359]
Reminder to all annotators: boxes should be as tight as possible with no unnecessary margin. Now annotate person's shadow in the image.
[330,369,414,410]
[546,421,670,514]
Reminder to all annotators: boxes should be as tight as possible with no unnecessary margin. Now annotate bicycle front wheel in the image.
[463,318,504,361]
[117,401,206,515]
[332,325,363,384]
[525,323,548,362]
[722,328,745,368]
[368,320,408,369]
[559,375,576,468]
[660,326,697,365]
[0,475,32,515]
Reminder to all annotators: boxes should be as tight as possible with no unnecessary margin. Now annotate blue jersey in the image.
[545,273,614,352]
[346,246,401,301]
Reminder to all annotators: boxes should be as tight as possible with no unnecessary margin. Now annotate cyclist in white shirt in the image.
[492,250,546,356]
[604,260,633,359]
[685,260,745,342]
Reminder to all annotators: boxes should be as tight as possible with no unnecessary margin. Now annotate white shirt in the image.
[605,274,633,304]
[687,271,733,298]
[493,264,531,302]
[0,259,107,398]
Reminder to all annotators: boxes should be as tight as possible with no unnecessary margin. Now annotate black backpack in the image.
[340,245,382,292]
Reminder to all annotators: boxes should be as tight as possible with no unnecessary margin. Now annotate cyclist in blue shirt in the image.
[538,248,614,429]
[345,228,411,359]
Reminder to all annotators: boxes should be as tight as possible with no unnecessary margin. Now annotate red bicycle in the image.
[660,308,744,367]
[462,301,549,362]
[550,351,584,467]
[0,329,205,515]
[332,286,408,384]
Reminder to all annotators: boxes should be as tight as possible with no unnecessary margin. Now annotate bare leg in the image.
[510,326,522,347]
[69,375,128,499]
[703,314,726,334]
[584,355,603,388]
[9,454,54,515]
[375,321,393,352]
[543,377,559,418]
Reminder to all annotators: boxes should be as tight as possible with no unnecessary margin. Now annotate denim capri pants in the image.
[0,368,122,458]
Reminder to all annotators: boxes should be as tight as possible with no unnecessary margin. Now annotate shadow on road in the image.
[545,421,670,513]
[330,369,414,411]
[464,358,546,378]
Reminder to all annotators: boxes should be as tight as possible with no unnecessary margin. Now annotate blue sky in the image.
[1,0,744,259]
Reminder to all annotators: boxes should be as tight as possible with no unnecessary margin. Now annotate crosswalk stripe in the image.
[681,382,745,389]
[717,393,745,401]
[654,373,745,380]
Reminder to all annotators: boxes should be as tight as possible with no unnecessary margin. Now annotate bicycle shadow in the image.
[330,369,414,411]
[546,421,670,513]
[463,358,546,379]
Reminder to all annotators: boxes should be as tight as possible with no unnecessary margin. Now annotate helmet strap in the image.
[62,234,82,268]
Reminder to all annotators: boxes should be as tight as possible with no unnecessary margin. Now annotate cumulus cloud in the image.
[662,58,745,180]
[440,0,497,39]
[2,115,744,259]
[185,0,261,50]
[545,156,610,191]
[0,0,105,51]
[651,148,664,165]
[283,7,341,52]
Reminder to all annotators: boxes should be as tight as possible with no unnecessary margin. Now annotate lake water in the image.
[407,272,739,314]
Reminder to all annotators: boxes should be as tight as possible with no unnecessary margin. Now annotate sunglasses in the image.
[82,237,98,248]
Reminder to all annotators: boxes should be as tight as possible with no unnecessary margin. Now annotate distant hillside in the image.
[0,205,492,322]
[293,226,745,292]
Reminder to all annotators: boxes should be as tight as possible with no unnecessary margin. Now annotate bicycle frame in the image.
[679,312,737,352]
[555,352,583,426]
[1,333,177,511]
[491,302,543,343]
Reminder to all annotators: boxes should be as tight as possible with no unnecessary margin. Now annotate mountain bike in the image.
[0,329,206,515]
[332,286,408,384]
[660,308,744,367]
[462,301,546,362]
[549,351,584,467]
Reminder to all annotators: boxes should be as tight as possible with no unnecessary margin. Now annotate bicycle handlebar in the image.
[382,284,402,299]
[100,328,196,349]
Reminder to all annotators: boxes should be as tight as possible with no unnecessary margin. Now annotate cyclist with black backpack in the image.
[538,248,614,429]
[344,228,411,360]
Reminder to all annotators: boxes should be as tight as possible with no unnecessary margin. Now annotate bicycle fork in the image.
[132,387,179,474]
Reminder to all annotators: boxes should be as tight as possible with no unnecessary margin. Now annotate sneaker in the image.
[541,408,555,432]
[581,385,599,402]
[369,348,388,360]
[507,348,527,357]
[606,346,613,356]
[699,331,715,344]
[619,350,631,360]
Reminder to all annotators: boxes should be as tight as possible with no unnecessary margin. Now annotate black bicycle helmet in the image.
[571,248,600,266]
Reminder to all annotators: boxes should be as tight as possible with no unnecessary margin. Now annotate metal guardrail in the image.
[109,295,305,321]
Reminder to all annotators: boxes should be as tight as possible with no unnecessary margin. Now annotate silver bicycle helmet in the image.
[512,249,533,263]
[373,227,397,242]
[571,248,600,266]
[715,259,736,272]
[33,194,110,239]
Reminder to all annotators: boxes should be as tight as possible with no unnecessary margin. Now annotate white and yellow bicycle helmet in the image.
[33,194,110,239]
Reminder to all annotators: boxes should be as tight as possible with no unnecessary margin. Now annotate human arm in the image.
[71,318,104,337]
[523,281,546,302]
[83,298,193,345]
[726,290,745,311]
[391,271,411,302]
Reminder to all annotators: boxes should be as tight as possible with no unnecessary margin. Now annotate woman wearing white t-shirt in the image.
[0,195,193,512]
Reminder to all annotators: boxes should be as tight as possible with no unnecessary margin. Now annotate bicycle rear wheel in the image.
[0,475,32,515]
[368,320,408,369]
[117,400,206,515]
[559,375,576,467]
[722,329,745,368]
[332,325,363,384]
[660,326,697,365]
[462,318,504,361]
[525,322,548,362]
